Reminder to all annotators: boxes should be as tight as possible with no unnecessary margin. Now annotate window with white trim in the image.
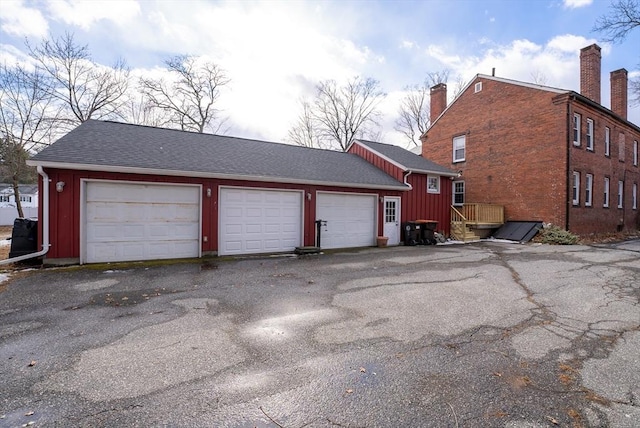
[585,174,593,206]
[453,135,466,163]
[453,181,465,206]
[618,180,624,208]
[603,177,610,208]
[604,127,610,156]
[427,175,440,194]
[572,172,580,205]
[573,114,581,146]
[474,82,482,93]
[633,183,638,210]
[19,195,31,203]
[586,119,594,151]
[634,140,638,166]
[0,195,9,203]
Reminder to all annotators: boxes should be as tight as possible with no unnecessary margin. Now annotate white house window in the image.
[573,114,581,146]
[634,140,638,166]
[427,175,440,194]
[603,177,610,208]
[19,195,32,203]
[585,174,593,206]
[618,180,624,208]
[453,181,465,206]
[453,135,466,163]
[0,195,9,203]
[604,127,610,156]
[586,119,594,151]
[572,172,580,205]
[633,183,638,210]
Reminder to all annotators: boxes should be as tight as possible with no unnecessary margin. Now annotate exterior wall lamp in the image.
[56,181,65,192]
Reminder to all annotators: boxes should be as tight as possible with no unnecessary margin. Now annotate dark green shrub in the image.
[537,224,579,245]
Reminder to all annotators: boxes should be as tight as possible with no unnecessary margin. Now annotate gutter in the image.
[0,166,50,265]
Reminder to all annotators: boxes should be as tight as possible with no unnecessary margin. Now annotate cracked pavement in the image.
[1,240,639,427]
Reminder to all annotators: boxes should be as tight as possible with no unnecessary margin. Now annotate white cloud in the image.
[0,0,49,37]
[45,0,141,30]
[563,0,593,9]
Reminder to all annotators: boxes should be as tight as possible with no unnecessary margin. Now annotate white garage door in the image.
[219,187,302,256]
[316,192,377,249]
[84,181,200,263]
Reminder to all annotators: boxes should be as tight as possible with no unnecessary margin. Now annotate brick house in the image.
[421,44,640,236]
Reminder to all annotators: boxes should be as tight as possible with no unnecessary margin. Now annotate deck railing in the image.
[456,203,504,226]
[450,203,504,241]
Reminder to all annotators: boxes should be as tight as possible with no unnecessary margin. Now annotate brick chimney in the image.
[580,44,601,104]
[430,83,447,121]
[610,68,628,120]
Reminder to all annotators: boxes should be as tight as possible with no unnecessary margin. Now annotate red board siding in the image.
[39,169,403,260]
[401,173,452,235]
[347,144,405,182]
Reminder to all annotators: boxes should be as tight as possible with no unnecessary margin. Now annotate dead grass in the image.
[577,230,640,245]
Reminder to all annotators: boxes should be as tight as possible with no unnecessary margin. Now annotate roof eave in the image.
[26,160,410,191]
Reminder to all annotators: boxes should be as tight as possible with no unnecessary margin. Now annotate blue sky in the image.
[1,0,638,147]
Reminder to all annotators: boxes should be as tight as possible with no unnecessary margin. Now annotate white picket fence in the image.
[0,207,38,226]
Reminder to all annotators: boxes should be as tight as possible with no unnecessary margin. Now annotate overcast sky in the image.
[1,0,639,147]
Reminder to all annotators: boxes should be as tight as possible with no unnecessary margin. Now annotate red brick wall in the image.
[421,76,640,236]
[568,101,640,235]
[422,77,569,226]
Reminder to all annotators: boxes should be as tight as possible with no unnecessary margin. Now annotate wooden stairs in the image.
[450,204,505,242]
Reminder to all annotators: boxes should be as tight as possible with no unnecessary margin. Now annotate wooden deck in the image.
[450,204,504,242]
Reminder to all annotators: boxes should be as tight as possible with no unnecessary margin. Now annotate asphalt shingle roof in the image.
[354,139,457,176]
[29,120,408,190]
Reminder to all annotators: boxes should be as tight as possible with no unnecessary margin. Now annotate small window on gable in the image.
[573,114,581,146]
[572,171,580,206]
[604,127,610,156]
[453,135,466,163]
[427,175,440,194]
[586,119,594,151]
[474,82,482,93]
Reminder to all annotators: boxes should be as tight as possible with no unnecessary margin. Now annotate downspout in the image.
[403,171,413,190]
[0,166,50,265]
[565,100,572,231]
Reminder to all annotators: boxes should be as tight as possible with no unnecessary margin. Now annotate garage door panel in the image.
[316,193,376,249]
[219,188,302,256]
[84,182,200,263]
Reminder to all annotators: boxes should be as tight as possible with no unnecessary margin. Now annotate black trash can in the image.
[403,221,421,246]
[8,218,38,258]
[416,220,438,245]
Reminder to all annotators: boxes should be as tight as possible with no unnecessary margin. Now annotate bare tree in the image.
[124,94,173,129]
[287,99,326,149]
[289,76,385,152]
[593,0,640,105]
[139,55,230,133]
[530,70,548,85]
[394,71,449,147]
[0,64,61,217]
[27,32,129,127]
[593,0,640,43]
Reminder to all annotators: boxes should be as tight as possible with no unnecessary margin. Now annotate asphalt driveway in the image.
[1,240,639,427]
